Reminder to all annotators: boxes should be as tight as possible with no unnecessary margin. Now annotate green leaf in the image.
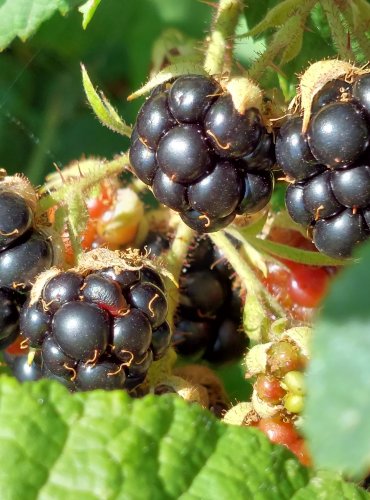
[292,471,370,499]
[0,0,81,51]
[249,236,348,267]
[0,376,312,499]
[78,0,102,29]
[242,0,302,37]
[150,28,201,75]
[304,241,370,477]
[127,62,206,100]
[81,64,132,137]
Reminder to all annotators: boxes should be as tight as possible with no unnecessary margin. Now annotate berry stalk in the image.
[320,0,354,62]
[204,0,242,76]
[164,219,195,330]
[210,231,286,319]
[37,154,129,214]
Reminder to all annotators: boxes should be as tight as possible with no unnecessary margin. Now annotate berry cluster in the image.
[20,254,171,392]
[129,74,275,232]
[144,233,248,364]
[0,178,54,348]
[277,74,370,258]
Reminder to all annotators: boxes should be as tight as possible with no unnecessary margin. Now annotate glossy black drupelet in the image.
[276,74,370,258]
[20,265,171,391]
[129,74,275,232]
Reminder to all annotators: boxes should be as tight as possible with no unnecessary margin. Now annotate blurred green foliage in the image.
[0,0,336,186]
[0,0,212,184]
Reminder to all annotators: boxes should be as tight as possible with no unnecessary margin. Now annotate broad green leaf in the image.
[249,236,348,267]
[292,471,370,499]
[0,376,311,499]
[79,0,102,29]
[304,240,370,477]
[0,0,81,51]
[81,64,132,137]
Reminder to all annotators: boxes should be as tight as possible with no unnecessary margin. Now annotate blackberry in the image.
[179,270,226,317]
[0,192,33,250]
[168,74,220,123]
[353,74,370,115]
[0,177,56,290]
[130,74,274,232]
[157,125,211,183]
[236,170,274,215]
[188,161,243,219]
[42,272,83,312]
[303,171,342,219]
[152,170,189,212]
[136,92,175,149]
[311,79,352,113]
[142,232,247,365]
[20,300,50,347]
[0,288,20,341]
[277,74,370,258]
[0,231,53,289]
[76,359,126,391]
[173,319,214,358]
[313,209,368,259]
[307,102,369,167]
[19,249,171,391]
[275,117,323,182]
[7,352,43,382]
[203,319,247,365]
[205,96,262,158]
[0,288,23,349]
[285,184,313,227]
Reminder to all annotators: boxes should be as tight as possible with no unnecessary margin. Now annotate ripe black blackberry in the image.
[0,174,57,349]
[129,74,275,232]
[276,71,370,258]
[0,288,24,350]
[143,233,248,365]
[19,249,171,392]
[0,176,55,289]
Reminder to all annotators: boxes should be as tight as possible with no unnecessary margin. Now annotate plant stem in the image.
[210,231,286,318]
[164,219,195,329]
[247,1,316,81]
[204,0,242,75]
[320,0,354,61]
[38,154,129,214]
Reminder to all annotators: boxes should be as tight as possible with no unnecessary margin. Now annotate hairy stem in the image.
[210,231,286,319]
[38,154,129,214]
[320,0,354,61]
[247,0,316,81]
[164,219,195,330]
[204,0,242,75]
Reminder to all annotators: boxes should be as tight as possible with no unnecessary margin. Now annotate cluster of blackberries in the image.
[144,232,248,364]
[0,188,53,348]
[277,74,370,258]
[129,74,275,232]
[19,264,171,391]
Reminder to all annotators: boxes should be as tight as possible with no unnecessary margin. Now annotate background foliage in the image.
[1,0,370,495]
